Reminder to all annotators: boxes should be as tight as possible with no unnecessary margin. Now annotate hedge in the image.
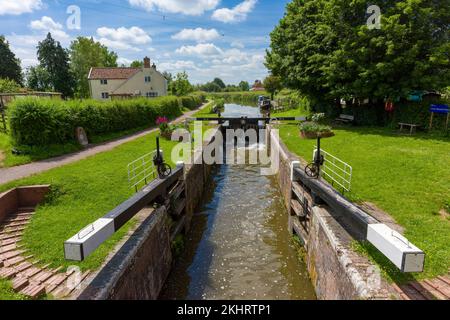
[180,92,206,110]
[8,96,184,146]
[207,92,265,105]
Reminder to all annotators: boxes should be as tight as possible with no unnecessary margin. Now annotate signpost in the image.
[429,104,449,131]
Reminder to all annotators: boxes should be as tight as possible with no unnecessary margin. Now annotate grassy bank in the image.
[0,96,207,168]
[0,130,184,272]
[276,122,450,283]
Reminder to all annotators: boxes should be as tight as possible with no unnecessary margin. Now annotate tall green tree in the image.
[69,37,118,98]
[173,72,193,96]
[266,0,450,104]
[130,60,143,68]
[0,36,23,85]
[263,75,282,99]
[239,81,250,92]
[212,78,226,89]
[37,33,75,97]
[26,66,52,92]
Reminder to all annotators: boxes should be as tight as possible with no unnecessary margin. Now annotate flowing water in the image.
[160,104,316,300]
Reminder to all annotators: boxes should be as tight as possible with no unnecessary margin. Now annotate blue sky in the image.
[0,0,290,84]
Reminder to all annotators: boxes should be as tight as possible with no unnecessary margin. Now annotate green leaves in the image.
[36,33,75,98]
[8,96,184,146]
[69,37,118,98]
[0,36,23,85]
[266,0,450,102]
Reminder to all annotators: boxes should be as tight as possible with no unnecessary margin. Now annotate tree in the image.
[172,72,193,96]
[0,36,23,85]
[0,78,21,93]
[37,33,75,97]
[212,78,226,89]
[200,82,222,92]
[162,71,174,94]
[69,37,118,98]
[266,0,450,105]
[263,75,282,100]
[130,60,143,68]
[239,81,250,92]
[26,66,52,92]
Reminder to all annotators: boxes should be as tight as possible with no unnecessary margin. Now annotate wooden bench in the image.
[335,114,355,124]
[398,123,420,135]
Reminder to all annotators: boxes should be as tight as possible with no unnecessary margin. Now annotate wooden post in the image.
[446,113,449,132]
[429,112,434,131]
[0,96,6,132]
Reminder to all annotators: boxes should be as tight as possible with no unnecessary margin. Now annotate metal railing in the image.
[127,151,157,192]
[313,149,352,192]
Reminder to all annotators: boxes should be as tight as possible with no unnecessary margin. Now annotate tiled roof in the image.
[88,67,141,80]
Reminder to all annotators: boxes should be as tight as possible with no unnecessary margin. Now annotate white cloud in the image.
[129,0,219,16]
[29,16,70,40]
[159,60,198,72]
[30,16,62,31]
[96,26,151,52]
[97,26,152,45]
[212,0,257,23]
[230,40,245,49]
[172,28,220,43]
[118,57,133,66]
[96,37,142,52]
[0,0,42,16]
[175,43,222,57]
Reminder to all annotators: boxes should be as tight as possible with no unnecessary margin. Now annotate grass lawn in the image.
[192,101,215,117]
[276,120,450,283]
[0,130,185,273]
[0,131,81,168]
[0,279,28,300]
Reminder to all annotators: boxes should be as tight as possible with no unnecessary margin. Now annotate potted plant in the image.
[300,113,335,139]
[156,116,172,139]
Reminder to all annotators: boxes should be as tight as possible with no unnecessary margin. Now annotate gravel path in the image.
[0,104,208,185]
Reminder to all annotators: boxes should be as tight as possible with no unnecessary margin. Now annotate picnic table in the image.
[398,122,420,135]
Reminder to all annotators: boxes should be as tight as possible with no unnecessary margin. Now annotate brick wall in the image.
[267,126,398,300]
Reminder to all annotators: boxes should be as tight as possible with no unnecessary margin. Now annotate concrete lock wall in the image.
[75,130,219,300]
[266,126,398,300]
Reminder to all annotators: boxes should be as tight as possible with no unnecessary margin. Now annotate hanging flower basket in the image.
[299,121,334,139]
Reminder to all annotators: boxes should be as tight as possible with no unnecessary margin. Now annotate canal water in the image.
[160,104,316,300]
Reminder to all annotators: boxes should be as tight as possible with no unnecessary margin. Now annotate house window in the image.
[101,92,109,99]
[100,79,108,85]
[145,76,151,83]
[146,92,158,98]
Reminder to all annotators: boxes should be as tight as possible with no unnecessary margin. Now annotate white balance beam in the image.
[367,224,425,273]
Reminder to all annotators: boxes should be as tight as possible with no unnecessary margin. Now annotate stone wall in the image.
[267,126,398,300]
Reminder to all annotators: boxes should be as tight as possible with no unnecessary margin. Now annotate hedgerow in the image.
[8,96,184,146]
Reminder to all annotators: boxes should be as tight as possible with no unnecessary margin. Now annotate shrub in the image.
[0,79,21,93]
[207,92,263,105]
[180,93,206,110]
[8,96,183,146]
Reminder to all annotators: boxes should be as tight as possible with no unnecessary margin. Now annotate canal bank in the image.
[72,103,398,300]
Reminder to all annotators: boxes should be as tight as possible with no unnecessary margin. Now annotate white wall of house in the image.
[113,67,167,98]
[89,66,168,100]
[89,79,124,100]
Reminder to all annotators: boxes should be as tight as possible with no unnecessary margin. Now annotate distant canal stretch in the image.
[160,104,316,300]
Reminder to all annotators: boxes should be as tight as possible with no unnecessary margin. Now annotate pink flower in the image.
[156,116,168,125]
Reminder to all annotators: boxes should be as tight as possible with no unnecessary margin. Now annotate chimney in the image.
[143,57,150,68]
